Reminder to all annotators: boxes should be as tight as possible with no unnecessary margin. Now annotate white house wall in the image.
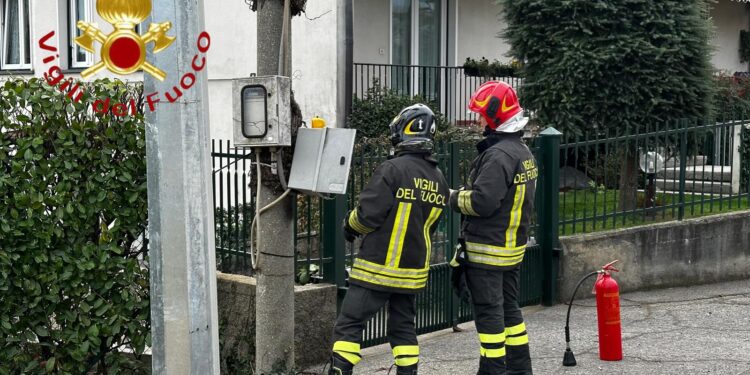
[710,0,749,73]
[456,0,508,65]
[291,0,340,128]
[353,0,390,64]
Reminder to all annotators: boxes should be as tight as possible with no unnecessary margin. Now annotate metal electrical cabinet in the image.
[232,76,292,147]
[288,128,357,196]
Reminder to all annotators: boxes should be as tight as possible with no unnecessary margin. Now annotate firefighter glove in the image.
[342,211,360,243]
[450,240,472,303]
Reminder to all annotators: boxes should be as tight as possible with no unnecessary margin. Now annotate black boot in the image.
[396,363,418,375]
[477,356,506,375]
[328,355,354,375]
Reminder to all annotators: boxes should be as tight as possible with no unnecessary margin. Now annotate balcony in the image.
[353,63,524,127]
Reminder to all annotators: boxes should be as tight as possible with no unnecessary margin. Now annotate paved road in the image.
[306,279,750,374]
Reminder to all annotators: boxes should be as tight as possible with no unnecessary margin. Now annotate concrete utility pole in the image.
[145,0,220,373]
[255,0,295,373]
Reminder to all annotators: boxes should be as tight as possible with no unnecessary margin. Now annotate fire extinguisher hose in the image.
[565,271,599,346]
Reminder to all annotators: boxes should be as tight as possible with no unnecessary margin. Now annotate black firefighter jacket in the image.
[449,132,537,270]
[346,152,450,293]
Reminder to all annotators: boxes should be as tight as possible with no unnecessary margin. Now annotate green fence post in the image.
[538,127,562,306]
[678,119,688,220]
[322,195,348,308]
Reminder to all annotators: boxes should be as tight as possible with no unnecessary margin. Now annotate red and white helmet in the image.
[468,81,528,133]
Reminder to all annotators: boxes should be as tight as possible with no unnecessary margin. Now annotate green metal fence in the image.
[210,116,750,348]
[557,118,750,236]
[211,136,558,348]
[210,141,329,282]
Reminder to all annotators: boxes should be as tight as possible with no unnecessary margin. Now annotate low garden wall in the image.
[558,211,750,302]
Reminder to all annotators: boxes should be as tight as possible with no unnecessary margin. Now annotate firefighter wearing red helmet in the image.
[449,81,536,374]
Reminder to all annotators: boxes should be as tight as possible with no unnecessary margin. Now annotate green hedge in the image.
[0,79,149,373]
[501,0,715,136]
[349,79,480,144]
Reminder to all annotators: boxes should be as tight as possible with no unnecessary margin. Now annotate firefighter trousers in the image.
[331,284,419,370]
[466,266,532,375]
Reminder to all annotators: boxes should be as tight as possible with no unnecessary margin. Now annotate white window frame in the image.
[389,0,447,97]
[389,0,447,67]
[69,0,93,69]
[1,0,32,70]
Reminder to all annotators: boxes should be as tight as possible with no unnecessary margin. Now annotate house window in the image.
[1,0,32,70]
[69,0,93,68]
[391,0,444,100]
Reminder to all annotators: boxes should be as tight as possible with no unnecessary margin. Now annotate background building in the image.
[1,0,747,139]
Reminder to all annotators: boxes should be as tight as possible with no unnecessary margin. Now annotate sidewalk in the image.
[308,280,750,374]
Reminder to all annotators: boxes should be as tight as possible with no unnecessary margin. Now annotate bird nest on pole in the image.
[247,0,308,16]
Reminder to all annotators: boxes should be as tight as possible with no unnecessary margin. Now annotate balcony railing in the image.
[353,63,524,126]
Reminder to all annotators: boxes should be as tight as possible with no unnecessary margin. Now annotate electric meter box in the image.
[288,128,357,196]
[232,76,292,147]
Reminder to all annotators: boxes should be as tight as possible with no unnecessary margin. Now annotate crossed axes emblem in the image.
[75,0,175,81]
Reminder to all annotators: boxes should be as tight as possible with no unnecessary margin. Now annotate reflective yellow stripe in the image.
[504,184,526,247]
[394,356,419,366]
[422,207,443,269]
[385,202,412,267]
[480,347,506,358]
[333,341,361,365]
[506,335,529,346]
[505,322,526,336]
[350,268,427,289]
[348,211,364,233]
[354,258,429,278]
[393,345,419,357]
[348,210,373,234]
[466,242,526,257]
[478,332,506,344]
[459,191,479,216]
[466,252,524,267]
[333,341,361,353]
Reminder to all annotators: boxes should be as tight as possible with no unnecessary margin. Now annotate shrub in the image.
[0,78,149,373]
[349,79,450,139]
[713,73,750,118]
[462,57,522,78]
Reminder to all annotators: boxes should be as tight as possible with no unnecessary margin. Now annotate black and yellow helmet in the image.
[389,104,437,150]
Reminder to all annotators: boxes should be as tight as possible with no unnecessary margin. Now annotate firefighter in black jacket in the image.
[329,104,450,375]
[450,81,536,374]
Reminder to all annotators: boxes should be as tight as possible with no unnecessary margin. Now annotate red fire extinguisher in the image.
[595,260,622,361]
[563,260,622,367]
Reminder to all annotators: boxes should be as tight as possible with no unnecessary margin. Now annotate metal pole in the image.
[538,127,562,306]
[328,0,354,309]
[145,0,219,373]
[255,0,295,373]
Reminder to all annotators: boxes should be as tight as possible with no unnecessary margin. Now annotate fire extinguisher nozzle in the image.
[563,348,577,367]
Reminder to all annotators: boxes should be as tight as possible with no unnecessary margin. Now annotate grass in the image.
[558,189,750,235]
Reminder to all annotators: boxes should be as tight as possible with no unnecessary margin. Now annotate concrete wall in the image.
[710,0,749,73]
[353,0,390,64]
[217,273,337,372]
[558,211,750,302]
[456,0,509,65]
